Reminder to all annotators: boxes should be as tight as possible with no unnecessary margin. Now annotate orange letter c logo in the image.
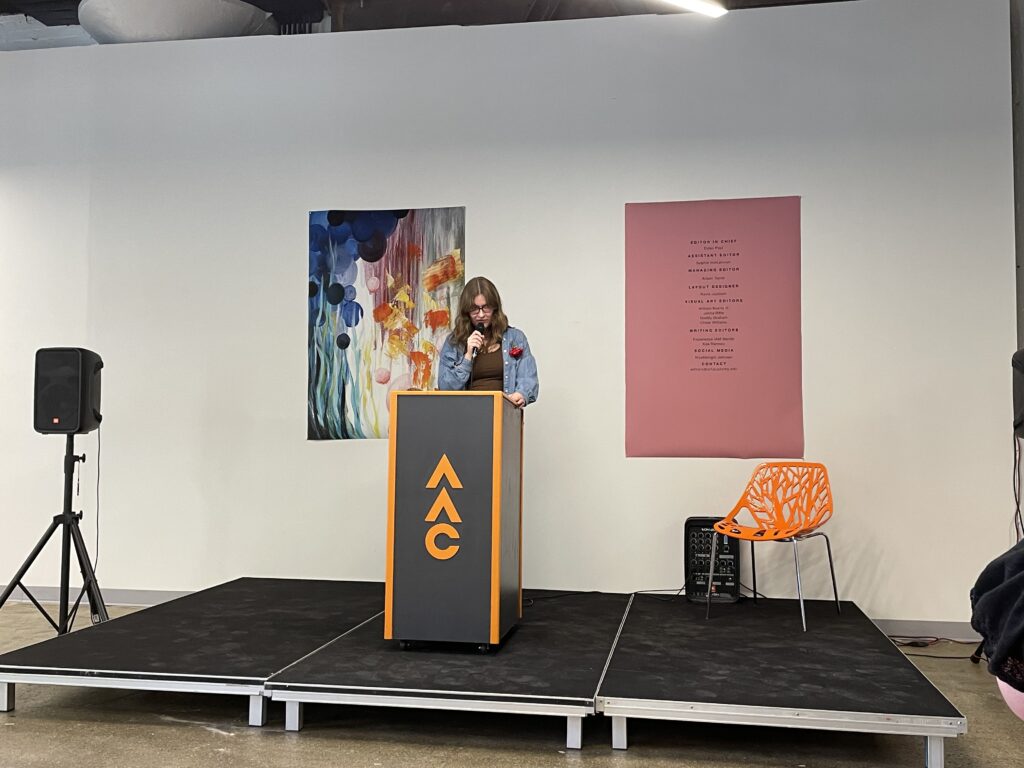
[425,523,460,560]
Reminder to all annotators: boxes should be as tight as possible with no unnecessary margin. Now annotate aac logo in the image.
[424,454,462,560]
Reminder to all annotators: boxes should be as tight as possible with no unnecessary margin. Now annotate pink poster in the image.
[625,197,803,458]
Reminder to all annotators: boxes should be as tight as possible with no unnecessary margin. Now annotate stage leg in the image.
[925,736,944,768]
[285,701,304,732]
[566,715,582,749]
[0,683,13,712]
[248,694,267,727]
[611,716,627,749]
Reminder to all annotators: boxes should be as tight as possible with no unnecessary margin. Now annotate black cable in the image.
[1014,435,1022,542]
[891,638,935,648]
[522,590,602,608]
[525,587,688,608]
[93,425,101,574]
[740,581,768,600]
[633,579,765,603]
[888,636,979,647]
[66,427,103,631]
[526,580,767,608]
[892,636,980,661]
[904,653,976,660]
[67,452,84,632]
[633,586,685,602]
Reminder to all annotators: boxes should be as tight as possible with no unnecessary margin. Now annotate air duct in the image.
[78,0,276,44]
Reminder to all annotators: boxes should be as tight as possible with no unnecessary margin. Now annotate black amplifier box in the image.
[684,516,741,603]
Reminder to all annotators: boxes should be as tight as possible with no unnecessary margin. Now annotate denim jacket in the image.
[438,326,539,405]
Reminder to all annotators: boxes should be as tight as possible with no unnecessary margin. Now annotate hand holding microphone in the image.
[466,323,486,360]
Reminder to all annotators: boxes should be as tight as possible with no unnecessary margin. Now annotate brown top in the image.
[469,348,503,391]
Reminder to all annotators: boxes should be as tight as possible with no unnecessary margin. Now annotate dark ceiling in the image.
[0,0,323,26]
[0,0,855,30]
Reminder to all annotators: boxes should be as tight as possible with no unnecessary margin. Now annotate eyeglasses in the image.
[469,305,494,315]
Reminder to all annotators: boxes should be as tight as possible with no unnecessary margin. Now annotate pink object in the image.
[366,276,381,292]
[998,678,1024,720]
[374,368,391,385]
[625,197,804,458]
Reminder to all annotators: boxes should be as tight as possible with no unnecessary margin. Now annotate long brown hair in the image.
[452,276,509,348]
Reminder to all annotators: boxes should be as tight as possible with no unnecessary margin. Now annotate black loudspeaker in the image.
[34,348,103,435]
[1014,349,1024,438]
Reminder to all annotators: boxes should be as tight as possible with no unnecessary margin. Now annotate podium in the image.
[385,391,523,647]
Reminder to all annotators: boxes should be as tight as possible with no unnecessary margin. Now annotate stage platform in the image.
[266,590,629,747]
[598,594,966,765]
[0,578,383,726]
[0,579,966,764]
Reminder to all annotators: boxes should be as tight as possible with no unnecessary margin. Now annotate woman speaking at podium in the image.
[438,277,539,407]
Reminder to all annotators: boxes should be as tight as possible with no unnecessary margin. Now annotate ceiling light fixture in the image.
[665,1,729,18]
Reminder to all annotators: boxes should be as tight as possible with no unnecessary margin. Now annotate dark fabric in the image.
[971,539,1024,691]
[469,348,502,391]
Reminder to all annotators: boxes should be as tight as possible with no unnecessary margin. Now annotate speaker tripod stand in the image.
[0,434,108,634]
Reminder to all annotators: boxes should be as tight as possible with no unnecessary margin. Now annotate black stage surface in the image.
[598,594,965,762]
[268,590,626,705]
[265,590,630,745]
[0,578,382,685]
[603,594,961,717]
[0,579,966,761]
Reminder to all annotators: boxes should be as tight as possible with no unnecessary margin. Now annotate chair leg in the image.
[821,533,840,614]
[750,541,757,604]
[705,532,719,620]
[791,539,807,632]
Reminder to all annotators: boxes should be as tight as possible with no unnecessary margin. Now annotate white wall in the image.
[0,0,1014,621]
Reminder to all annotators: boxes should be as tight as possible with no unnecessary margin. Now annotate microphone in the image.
[472,322,485,359]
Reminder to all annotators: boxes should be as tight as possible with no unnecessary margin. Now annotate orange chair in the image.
[706,462,839,631]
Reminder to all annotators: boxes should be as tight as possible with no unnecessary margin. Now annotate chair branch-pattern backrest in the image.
[725,462,832,538]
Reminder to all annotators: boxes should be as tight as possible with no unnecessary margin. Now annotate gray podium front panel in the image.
[388,393,497,644]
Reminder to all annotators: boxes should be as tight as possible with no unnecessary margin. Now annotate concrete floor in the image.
[0,602,1022,767]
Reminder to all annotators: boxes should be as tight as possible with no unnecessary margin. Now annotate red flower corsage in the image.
[509,346,523,359]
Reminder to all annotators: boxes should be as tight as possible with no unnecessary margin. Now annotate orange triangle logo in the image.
[425,453,463,489]
[424,487,462,524]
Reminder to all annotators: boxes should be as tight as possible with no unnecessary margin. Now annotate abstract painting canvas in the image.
[308,207,465,439]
